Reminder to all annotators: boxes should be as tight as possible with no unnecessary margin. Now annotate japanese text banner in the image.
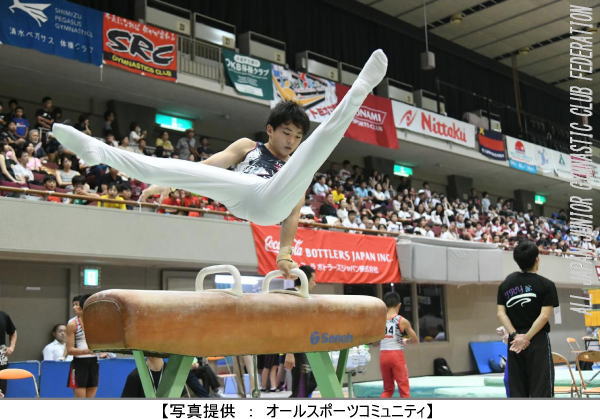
[103,13,177,82]
[0,0,103,65]
[251,224,401,284]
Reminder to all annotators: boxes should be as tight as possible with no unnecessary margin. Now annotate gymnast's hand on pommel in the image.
[277,252,298,279]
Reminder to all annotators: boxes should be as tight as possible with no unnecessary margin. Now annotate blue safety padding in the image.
[96,358,136,398]
[40,358,136,398]
[40,360,73,398]
[5,361,40,398]
[469,341,507,374]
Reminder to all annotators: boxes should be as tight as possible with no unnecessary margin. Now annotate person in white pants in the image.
[51,49,388,276]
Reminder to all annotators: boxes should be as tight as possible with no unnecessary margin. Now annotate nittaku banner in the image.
[222,49,273,100]
[103,13,177,82]
[0,0,102,65]
[392,101,476,148]
[251,224,401,284]
[271,64,338,123]
[477,128,506,160]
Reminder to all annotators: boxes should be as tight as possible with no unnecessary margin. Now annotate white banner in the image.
[505,136,537,165]
[271,64,337,123]
[392,101,476,148]
[0,399,591,418]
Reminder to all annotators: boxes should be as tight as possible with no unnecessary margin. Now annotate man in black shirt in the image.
[35,96,54,130]
[497,240,559,397]
[0,310,17,397]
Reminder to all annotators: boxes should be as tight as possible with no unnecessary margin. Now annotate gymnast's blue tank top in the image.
[233,143,285,179]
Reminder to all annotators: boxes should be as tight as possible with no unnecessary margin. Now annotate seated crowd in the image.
[1,97,598,256]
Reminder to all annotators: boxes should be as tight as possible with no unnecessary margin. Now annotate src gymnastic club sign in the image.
[102,13,177,82]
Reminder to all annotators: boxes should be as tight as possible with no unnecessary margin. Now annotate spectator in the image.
[155,130,174,156]
[104,132,119,147]
[312,175,329,197]
[42,324,72,361]
[74,114,92,136]
[481,192,491,213]
[176,129,196,161]
[338,160,353,180]
[56,155,80,189]
[441,223,459,240]
[299,197,315,218]
[6,99,19,120]
[43,174,63,203]
[0,309,17,397]
[23,142,44,171]
[118,184,134,209]
[118,136,130,151]
[11,148,34,183]
[195,136,213,161]
[158,189,181,214]
[11,106,29,139]
[128,122,145,146]
[319,193,338,219]
[0,121,20,145]
[69,175,99,205]
[103,111,115,137]
[98,167,124,191]
[332,184,346,205]
[0,144,20,183]
[35,96,54,130]
[131,138,152,156]
[27,130,45,158]
[354,180,369,198]
[97,183,127,210]
[181,190,203,217]
[0,101,7,129]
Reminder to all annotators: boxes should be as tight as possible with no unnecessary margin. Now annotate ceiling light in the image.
[450,13,464,24]
[517,47,531,55]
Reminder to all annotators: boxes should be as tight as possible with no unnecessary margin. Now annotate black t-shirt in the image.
[35,108,53,128]
[0,311,16,346]
[497,272,559,333]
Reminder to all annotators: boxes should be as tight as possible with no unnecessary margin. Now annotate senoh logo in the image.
[310,331,353,345]
[399,109,417,127]
[106,29,174,65]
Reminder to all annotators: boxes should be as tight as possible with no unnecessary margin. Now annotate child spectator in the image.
[97,183,126,210]
[11,106,29,139]
[43,174,63,203]
[69,175,98,205]
[118,184,133,209]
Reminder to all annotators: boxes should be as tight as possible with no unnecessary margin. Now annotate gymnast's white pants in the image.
[51,51,388,225]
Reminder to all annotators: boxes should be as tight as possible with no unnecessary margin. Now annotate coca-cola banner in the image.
[251,224,401,284]
[392,101,476,148]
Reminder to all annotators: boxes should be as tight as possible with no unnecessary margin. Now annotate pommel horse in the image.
[83,265,386,398]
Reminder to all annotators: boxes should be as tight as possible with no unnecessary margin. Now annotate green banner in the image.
[222,49,273,100]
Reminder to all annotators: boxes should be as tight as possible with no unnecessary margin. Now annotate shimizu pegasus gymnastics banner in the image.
[335,83,398,149]
[102,13,177,82]
[0,0,103,65]
[271,64,338,123]
[222,49,273,100]
[251,224,401,284]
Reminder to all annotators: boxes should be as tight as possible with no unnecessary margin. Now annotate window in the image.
[417,284,447,342]
[382,282,413,324]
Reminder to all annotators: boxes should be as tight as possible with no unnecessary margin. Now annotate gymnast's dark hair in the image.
[383,292,402,308]
[267,100,310,135]
[295,265,316,286]
[513,240,539,272]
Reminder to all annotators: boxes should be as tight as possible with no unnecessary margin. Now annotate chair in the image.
[576,351,600,398]
[551,352,579,397]
[567,337,584,356]
[0,368,39,397]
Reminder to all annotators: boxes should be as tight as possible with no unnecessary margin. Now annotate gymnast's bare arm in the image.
[200,137,256,169]
[278,198,304,278]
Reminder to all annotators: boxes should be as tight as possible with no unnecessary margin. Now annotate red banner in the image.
[336,83,398,149]
[103,13,177,82]
[251,225,401,284]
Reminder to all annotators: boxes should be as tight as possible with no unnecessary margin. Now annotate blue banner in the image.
[0,0,102,65]
[508,159,537,174]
